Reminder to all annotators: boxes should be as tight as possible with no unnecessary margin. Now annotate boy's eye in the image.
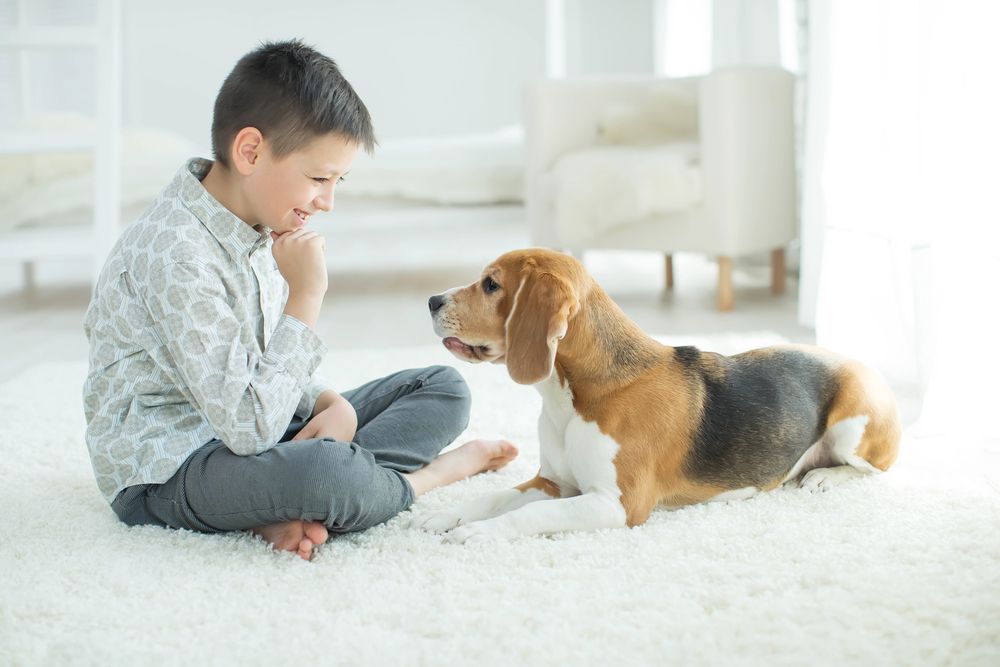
[312,176,346,184]
[482,277,500,294]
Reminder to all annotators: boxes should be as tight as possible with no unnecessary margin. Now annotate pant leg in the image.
[113,436,413,535]
[341,365,471,471]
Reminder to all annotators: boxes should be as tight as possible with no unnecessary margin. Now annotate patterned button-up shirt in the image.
[83,158,330,503]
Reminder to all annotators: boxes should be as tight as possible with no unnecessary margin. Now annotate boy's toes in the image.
[303,520,329,545]
[489,440,519,470]
[501,441,518,459]
[297,537,315,561]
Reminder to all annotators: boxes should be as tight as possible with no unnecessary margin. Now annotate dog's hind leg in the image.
[799,416,878,492]
[799,362,902,493]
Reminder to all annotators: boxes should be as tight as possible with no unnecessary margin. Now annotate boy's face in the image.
[244,132,360,234]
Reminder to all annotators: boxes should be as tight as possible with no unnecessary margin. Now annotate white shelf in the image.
[2,0,122,286]
[0,130,95,154]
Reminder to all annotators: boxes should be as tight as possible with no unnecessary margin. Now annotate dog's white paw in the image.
[406,508,467,532]
[799,466,863,493]
[444,521,507,545]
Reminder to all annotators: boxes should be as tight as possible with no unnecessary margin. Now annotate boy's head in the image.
[211,39,376,168]
[209,40,375,233]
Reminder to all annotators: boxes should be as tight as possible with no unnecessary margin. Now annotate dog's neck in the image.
[553,284,665,397]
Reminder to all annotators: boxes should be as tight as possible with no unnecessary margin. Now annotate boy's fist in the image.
[270,229,328,298]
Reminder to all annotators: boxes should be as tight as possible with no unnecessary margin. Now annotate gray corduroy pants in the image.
[110,365,470,535]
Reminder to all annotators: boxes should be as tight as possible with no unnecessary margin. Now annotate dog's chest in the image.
[534,374,621,497]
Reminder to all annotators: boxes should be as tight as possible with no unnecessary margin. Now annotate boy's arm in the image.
[139,260,325,455]
[292,387,358,442]
[295,374,335,418]
[311,387,340,415]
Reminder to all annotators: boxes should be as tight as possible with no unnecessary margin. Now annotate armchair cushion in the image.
[597,85,699,146]
[551,141,702,244]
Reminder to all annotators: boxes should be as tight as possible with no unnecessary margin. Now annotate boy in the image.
[83,40,516,561]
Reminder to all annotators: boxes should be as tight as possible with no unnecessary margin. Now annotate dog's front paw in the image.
[799,466,864,492]
[406,508,466,532]
[444,521,508,545]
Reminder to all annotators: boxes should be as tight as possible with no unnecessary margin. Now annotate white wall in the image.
[566,0,654,76]
[712,0,781,68]
[120,0,549,150]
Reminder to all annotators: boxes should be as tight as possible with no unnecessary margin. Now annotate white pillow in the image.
[597,85,699,146]
[551,142,702,244]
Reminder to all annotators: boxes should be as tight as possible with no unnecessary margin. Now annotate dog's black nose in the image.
[428,295,445,313]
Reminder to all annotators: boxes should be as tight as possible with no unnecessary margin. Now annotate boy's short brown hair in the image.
[211,39,376,166]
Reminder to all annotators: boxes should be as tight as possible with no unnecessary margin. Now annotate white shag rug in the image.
[1,333,998,667]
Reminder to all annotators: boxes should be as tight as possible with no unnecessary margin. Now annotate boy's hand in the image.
[271,229,328,299]
[292,395,358,443]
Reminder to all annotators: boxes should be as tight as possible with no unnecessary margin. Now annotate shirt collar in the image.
[174,158,270,259]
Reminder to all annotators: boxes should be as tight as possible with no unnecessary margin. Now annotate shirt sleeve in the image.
[140,260,326,455]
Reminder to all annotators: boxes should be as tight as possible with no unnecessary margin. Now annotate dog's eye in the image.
[482,277,500,294]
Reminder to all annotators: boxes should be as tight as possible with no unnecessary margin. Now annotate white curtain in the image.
[801,0,1000,452]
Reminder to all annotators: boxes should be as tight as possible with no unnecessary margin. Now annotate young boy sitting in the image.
[83,39,517,561]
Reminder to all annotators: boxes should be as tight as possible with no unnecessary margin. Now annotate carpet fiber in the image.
[1,333,998,666]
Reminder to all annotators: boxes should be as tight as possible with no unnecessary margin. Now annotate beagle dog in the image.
[413,248,901,544]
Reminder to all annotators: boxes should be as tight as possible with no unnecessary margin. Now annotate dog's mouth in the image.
[442,336,491,362]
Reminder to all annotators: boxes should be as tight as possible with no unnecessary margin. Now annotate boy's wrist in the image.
[284,291,323,329]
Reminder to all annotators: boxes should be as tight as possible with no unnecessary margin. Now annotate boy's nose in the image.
[428,295,445,313]
[314,182,335,212]
[314,195,333,213]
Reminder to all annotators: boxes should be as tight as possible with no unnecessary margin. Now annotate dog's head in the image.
[428,248,587,385]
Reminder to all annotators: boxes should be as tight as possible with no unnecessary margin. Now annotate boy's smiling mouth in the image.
[293,209,310,225]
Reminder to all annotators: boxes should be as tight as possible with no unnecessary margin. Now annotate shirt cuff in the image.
[264,314,327,392]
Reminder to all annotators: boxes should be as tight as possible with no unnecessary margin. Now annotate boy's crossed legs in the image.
[253,437,517,559]
[111,366,517,560]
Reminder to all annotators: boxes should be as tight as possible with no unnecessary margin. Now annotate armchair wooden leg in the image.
[664,254,674,291]
[717,256,733,311]
[771,248,786,295]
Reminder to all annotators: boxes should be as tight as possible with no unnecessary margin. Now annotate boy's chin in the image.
[270,218,305,236]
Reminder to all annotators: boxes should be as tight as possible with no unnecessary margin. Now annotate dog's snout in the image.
[428,294,445,314]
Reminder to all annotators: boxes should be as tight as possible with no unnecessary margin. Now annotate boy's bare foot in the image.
[251,519,329,561]
[403,438,519,497]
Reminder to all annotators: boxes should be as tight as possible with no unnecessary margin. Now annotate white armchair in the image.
[523,66,796,310]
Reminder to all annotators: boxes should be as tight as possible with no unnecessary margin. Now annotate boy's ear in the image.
[231,127,263,175]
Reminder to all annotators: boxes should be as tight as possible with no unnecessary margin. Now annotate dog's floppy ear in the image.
[505,269,578,385]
